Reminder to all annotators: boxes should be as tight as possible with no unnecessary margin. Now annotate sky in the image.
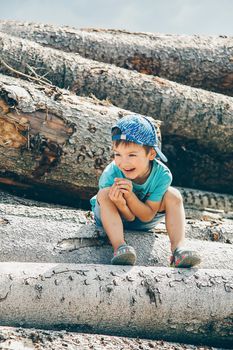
[0,0,233,36]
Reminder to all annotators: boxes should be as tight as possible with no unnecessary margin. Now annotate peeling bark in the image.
[0,73,156,200]
[0,262,232,347]
[1,20,233,96]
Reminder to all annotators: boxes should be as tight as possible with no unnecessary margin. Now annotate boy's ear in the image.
[149,148,157,160]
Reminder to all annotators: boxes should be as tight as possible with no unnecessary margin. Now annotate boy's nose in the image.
[120,158,131,165]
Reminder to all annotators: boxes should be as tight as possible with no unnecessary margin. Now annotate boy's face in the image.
[113,142,156,183]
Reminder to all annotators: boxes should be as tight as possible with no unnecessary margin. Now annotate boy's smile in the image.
[113,142,156,184]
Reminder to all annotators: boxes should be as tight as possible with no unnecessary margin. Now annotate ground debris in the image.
[0,326,228,350]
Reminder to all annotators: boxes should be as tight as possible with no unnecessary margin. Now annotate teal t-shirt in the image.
[90,159,172,210]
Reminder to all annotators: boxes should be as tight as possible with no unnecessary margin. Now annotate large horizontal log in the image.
[0,197,232,267]
[1,21,233,96]
[0,73,232,195]
[0,262,232,347]
[1,182,233,249]
[0,73,134,201]
[0,32,232,158]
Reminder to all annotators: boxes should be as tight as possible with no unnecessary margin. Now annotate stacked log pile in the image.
[0,21,232,349]
[0,24,233,193]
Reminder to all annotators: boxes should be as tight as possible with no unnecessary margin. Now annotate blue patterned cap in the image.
[111,114,167,162]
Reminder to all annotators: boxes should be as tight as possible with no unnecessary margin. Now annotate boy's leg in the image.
[97,188,136,265]
[97,188,126,251]
[159,187,201,267]
[159,187,185,252]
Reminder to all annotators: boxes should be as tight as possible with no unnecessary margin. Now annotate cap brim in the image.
[154,146,168,162]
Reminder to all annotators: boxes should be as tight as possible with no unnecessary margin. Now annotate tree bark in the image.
[0,262,232,347]
[0,74,232,197]
[0,73,136,201]
[1,20,233,96]
[0,196,232,266]
[177,187,233,214]
[0,32,232,156]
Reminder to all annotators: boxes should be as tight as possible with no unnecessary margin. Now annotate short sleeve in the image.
[99,162,117,189]
[147,170,172,202]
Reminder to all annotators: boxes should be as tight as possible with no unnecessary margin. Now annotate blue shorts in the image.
[93,200,165,231]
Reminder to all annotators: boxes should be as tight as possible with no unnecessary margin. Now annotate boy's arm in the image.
[97,163,135,222]
[124,192,161,222]
[117,203,136,222]
[114,177,166,222]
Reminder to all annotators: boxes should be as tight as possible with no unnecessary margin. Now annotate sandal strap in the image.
[111,244,137,265]
[114,244,133,256]
[171,247,201,267]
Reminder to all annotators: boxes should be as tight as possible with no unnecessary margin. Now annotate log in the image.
[0,67,233,193]
[0,262,232,347]
[1,20,233,96]
[0,196,232,267]
[162,138,233,194]
[0,73,138,201]
[177,187,233,214]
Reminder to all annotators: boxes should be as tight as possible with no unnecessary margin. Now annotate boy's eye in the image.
[129,154,136,157]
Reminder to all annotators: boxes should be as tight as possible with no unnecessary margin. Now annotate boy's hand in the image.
[114,178,133,199]
[108,183,127,209]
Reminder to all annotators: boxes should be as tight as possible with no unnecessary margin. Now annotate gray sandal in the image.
[170,247,201,268]
[111,244,137,265]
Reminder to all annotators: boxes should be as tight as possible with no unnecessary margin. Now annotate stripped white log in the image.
[0,262,232,347]
[0,201,232,268]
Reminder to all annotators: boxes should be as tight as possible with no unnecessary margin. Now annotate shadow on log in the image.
[163,137,233,194]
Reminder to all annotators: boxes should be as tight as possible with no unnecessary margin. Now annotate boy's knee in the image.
[97,187,110,204]
[164,187,183,205]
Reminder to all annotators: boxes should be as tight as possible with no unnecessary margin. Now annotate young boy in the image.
[90,114,201,267]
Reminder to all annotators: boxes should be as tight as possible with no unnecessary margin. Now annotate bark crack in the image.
[55,237,106,252]
[0,284,12,302]
[144,278,162,307]
[24,268,91,285]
